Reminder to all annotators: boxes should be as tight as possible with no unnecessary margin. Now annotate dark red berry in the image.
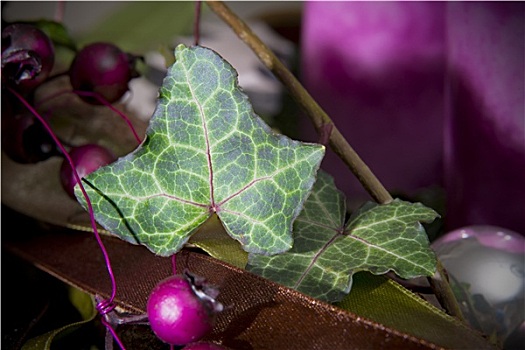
[69,42,139,105]
[1,23,55,92]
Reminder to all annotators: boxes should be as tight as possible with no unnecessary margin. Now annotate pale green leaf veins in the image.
[75,44,325,256]
[247,171,439,302]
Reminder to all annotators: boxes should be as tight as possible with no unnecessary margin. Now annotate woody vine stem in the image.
[204,0,465,323]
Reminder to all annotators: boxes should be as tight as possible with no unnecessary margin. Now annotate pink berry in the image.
[147,273,222,346]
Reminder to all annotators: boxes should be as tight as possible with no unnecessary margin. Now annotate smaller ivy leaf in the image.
[247,171,352,302]
[343,199,438,278]
[247,171,439,302]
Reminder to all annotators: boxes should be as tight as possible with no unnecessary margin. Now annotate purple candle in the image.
[300,2,446,209]
[300,2,525,235]
[445,2,525,234]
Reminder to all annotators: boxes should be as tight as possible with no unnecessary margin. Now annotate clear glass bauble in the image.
[432,225,524,349]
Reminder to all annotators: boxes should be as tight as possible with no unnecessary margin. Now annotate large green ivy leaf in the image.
[247,171,438,302]
[76,44,325,257]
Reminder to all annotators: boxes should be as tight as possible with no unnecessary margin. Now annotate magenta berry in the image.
[59,144,116,198]
[1,23,55,92]
[69,42,139,105]
[147,272,222,346]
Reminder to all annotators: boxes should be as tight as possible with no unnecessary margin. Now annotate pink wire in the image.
[35,88,143,145]
[73,90,142,144]
[8,87,126,349]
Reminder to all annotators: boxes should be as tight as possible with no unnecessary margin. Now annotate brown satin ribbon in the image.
[4,219,441,350]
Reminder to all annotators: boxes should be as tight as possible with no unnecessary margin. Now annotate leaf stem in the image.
[205,0,466,323]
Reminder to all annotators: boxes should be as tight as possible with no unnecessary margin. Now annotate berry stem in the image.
[102,317,127,350]
[34,88,143,145]
[54,0,66,23]
[73,90,143,144]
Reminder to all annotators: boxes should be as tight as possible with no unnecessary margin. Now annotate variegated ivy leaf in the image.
[247,171,438,302]
[76,44,325,256]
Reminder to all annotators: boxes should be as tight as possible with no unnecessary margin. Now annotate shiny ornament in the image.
[432,225,524,348]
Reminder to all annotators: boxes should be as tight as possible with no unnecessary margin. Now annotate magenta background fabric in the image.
[300,2,524,234]
[444,2,525,234]
[300,1,446,207]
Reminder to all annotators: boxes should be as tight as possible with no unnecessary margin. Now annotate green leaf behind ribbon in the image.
[337,272,491,350]
[21,287,97,350]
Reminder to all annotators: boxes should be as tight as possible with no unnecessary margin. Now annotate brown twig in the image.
[205,0,466,323]
[205,0,391,205]
[428,260,466,323]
